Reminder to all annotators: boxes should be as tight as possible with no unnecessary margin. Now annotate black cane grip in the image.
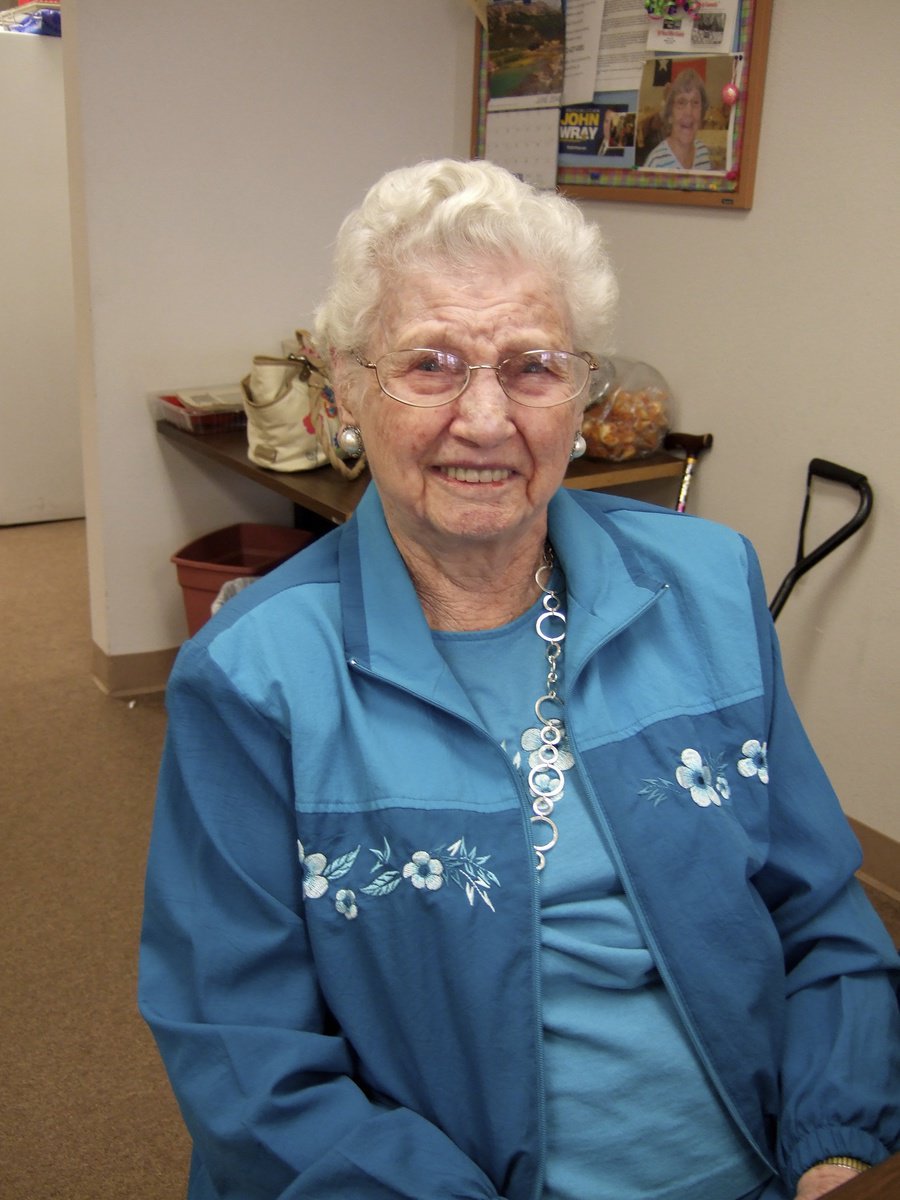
[807,458,868,490]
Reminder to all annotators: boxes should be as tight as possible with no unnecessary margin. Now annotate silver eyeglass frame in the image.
[352,348,602,409]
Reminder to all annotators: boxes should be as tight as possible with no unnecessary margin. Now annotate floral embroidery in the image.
[640,738,768,809]
[335,889,358,920]
[297,843,328,898]
[297,840,360,899]
[737,739,769,783]
[297,836,500,917]
[512,725,575,797]
[675,748,721,807]
[403,851,444,891]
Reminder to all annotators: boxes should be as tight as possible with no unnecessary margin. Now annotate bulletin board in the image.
[470,0,772,211]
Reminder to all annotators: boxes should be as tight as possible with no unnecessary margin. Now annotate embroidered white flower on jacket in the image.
[738,739,769,783]
[402,851,445,891]
[675,748,722,807]
[335,889,358,920]
[296,838,498,916]
[715,773,731,800]
[519,725,574,793]
[297,841,330,898]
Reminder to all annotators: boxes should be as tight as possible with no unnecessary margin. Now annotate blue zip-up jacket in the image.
[140,486,900,1200]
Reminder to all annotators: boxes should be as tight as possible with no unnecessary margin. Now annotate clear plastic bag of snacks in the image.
[581,356,672,462]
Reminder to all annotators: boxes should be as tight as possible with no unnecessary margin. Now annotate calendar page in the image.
[484,108,560,189]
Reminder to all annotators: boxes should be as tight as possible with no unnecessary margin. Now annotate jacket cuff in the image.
[784,1125,889,1188]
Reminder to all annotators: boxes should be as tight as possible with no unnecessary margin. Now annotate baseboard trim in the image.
[849,818,900,903]
[91,642,178,697]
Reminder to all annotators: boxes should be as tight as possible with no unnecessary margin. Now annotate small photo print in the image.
[635,55,734,173]
[605,108,636,155]
[692,13,727,47]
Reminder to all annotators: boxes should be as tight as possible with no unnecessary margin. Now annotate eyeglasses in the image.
[353,348,600,409]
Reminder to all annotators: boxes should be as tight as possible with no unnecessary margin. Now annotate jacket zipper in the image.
[566,736,776,1173]
[500,745,548,1200]
[565,586,777,1175]
[347,656,548,1199]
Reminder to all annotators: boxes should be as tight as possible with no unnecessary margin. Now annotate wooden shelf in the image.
[157,423,368,525]
[157,421,690,527]
[563,450,685,491]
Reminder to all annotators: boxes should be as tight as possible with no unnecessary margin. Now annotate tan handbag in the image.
[241,351,326,473]
[240,331,366,478]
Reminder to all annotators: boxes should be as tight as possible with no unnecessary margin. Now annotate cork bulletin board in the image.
[471,0,772,210]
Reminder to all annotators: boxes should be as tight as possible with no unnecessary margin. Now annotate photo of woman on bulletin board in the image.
[636,55,735,173]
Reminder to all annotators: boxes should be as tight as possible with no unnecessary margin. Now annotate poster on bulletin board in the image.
[470,0,772,210]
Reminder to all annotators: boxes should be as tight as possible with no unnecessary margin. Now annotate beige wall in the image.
[63,0,475,656]
[1,36,82,523]
[65,1,898,839]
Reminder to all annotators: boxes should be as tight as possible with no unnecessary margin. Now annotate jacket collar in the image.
[339,486,668,703]
[338,487,471,714]
[546,489,669,679]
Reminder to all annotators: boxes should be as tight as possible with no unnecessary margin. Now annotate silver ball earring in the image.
[570,432,587,460]
[338,425,364,459]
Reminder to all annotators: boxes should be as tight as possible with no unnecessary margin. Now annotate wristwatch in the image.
[817,1156,871,1173]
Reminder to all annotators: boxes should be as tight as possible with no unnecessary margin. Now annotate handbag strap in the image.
[252,353,314,378]
[291,330,368,481]
[313,389,368,480]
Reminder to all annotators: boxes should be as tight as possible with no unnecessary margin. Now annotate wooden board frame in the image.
[471,0,772,211]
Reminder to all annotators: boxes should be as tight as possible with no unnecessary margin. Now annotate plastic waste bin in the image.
[172,523,314,635]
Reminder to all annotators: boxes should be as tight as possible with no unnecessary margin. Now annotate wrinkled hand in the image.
[795,1163,861,1199]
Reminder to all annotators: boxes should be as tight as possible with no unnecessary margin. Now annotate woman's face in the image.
[670,86,703,150]
[339,259,584,559]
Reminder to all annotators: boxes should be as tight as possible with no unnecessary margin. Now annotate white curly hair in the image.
[313,159,618,363]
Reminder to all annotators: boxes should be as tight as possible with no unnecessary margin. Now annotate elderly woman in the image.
[643,67,712,170]
[140,159,899,1200]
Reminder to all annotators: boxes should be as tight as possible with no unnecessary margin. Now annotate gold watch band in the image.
[817,1156,871,1173]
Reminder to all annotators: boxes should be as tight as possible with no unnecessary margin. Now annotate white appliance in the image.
[0,31,83,524]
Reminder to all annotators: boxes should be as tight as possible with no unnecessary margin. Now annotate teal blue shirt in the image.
[434,590,769,1200]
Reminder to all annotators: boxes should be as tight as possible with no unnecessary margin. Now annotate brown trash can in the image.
[172,523,314,635]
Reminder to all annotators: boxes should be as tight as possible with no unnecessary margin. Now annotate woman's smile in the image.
[436,465,514,484]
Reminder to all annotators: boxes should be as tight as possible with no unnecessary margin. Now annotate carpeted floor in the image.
[1,519,188,1198]
[2,519,897,1200]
